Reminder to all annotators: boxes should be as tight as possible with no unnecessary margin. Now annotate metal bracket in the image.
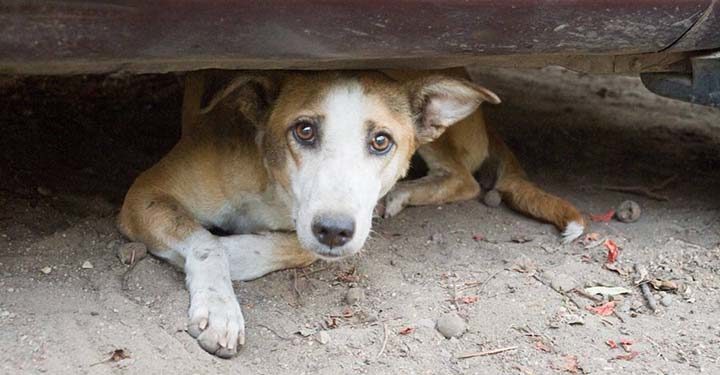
[641,51,720,108]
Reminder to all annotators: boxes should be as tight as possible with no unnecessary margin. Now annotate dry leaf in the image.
[586,301,616,316]
[614,351,639,361]
[335,266,359,283]
[584,286,632,297]
[606,339,618,349]
[590,209,616,223]
[581,232,600,245]
[603,263,628,276]
[619,338,634,352]
[511,256,536,274]
[563,355,579,374]
[324,316,338,329]
[650,279,678,291]
[458,295,479,304]
[511,235,533,243]
[534,340,551,353]
[109,349,129,362]
[604,239,619,263]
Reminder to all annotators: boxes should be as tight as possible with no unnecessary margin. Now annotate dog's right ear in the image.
[199,72,281,128]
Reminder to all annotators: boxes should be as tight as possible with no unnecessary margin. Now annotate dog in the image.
[118,69,501,357]
[381,68,585,243]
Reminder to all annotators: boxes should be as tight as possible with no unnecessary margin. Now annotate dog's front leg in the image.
[218,233,317,281]
[119,195,244,358]
[182,231,245,358]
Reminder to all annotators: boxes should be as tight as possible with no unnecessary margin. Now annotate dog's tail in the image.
[479,129,585,243]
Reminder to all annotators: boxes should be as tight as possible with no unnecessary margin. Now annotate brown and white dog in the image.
[118,68,584,358]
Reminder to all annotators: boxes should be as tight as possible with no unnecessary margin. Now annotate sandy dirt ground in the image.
[1,67,719,374]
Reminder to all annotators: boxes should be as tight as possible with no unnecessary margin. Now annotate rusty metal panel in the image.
[0,0,712,74]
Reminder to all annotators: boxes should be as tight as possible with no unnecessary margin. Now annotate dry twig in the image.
[457,346,518,359]
[600,175,676,201]
[460,269,505,293]
[375,323,389,360]
[634,263,657,312]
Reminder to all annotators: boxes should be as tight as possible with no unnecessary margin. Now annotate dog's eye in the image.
[292,121,316,144]
[370,133,393,155]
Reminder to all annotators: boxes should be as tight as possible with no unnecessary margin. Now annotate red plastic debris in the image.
[590,209,615,223]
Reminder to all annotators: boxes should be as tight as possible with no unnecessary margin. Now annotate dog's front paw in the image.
[187,289,245,358]
[383,189,410,218]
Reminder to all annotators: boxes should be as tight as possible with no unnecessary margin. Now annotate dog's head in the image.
[201,71,499,259]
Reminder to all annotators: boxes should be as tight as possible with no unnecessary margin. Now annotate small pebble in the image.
[483,189,502,208]
[436,313,466,338]
[661,295,673,307]
[118,242,148,265]
[345,287,364,305]
[616,200,641,223]
[40,266,52,275]
[316,331,330,345]
[81,261,94,269]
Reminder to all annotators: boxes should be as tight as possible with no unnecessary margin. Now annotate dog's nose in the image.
[311,214,356,248]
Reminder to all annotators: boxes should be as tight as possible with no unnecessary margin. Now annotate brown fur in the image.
[383,68,585,235]
[117,68,577,358]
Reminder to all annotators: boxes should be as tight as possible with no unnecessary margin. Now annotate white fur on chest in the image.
[206,188,294,234]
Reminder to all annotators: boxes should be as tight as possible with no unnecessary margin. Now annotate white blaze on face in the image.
[291,81,385,258]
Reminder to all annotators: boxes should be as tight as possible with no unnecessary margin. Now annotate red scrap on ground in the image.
[399,327,414,335]
[458,295,479,304]
[604,239,619,263]
[586,301,616,316]
[590,209,615,223]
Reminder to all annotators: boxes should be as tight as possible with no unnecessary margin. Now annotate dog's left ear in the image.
[199,72,282,128]
[407,76,500,144]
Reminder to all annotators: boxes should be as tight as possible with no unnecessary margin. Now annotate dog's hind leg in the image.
[181,71,206,136]
[490,134,585,244]
[383,160,479,218]
[382,112,485,218]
